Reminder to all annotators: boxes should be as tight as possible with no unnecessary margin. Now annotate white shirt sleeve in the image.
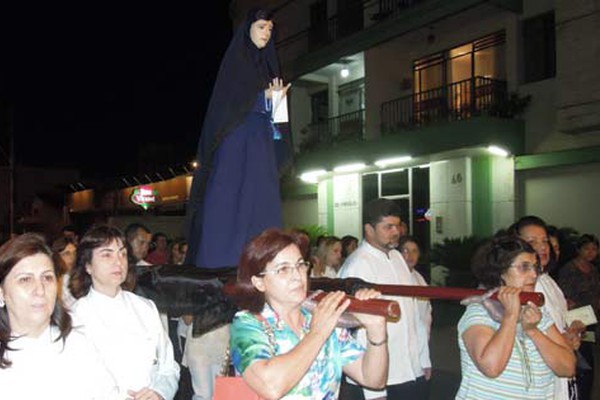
[148,301,181,400]
[412,271,432,369]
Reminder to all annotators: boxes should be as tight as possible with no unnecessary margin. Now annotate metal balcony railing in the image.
[300,109,366,151]
[380,76,508,134]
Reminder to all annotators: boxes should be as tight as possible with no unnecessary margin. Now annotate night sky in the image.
[1,3,233,180]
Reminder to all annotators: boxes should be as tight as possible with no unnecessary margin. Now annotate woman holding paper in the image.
[184,8,291,269]
[558,233,600,400]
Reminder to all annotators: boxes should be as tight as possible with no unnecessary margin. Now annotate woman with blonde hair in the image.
[311,236,342,278]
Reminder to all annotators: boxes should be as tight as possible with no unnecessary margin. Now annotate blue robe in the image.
[196,93,282,268]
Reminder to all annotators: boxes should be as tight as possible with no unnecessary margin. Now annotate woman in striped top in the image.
[456,236,575,399]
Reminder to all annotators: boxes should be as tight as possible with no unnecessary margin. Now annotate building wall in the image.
[489,156,516,233]
[471,155,516,237]
[314,174,363,238]
[429,157,473,244]
[317,179,331,232]
[282,195,319,229]
[273,0,599,248]
[555,0,600,136]
[519,0,600,153]
[517,161,600,236]
[289,84,314,151]
[332,173,362,238]
[363,4,517,141]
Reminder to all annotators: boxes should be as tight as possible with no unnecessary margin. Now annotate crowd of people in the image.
[0,200,598,399]
[1,6,598,400]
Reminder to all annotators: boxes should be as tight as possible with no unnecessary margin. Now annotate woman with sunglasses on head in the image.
[229,228,389,399]
[456,236,575,399]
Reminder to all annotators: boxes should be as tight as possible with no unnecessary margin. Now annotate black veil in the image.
[184,8,283,265]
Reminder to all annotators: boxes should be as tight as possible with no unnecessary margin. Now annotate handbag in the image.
[214,376,264,400]
[213,315,275,400]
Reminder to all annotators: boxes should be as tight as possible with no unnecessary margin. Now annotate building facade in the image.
[230,0,600,247]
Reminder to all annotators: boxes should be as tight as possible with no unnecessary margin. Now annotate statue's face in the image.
[250,19,273,49]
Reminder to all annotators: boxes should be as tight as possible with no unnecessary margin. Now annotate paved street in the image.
[429,301,462,400]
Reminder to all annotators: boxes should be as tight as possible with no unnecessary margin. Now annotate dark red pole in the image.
[309,290,401,322]
[310,277,545,307]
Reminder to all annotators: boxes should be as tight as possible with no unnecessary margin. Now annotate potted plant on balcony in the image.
[488,92,531,118]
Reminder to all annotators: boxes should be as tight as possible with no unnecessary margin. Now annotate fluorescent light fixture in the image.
[487,145,509,157]
[340,68,349,78]
[299,169,327,183]
[374,155,412,168]
[333,163,366,173]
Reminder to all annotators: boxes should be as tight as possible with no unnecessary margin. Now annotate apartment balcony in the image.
[277,0,522,78]
[299,109,365,152]
[381,77,508,134]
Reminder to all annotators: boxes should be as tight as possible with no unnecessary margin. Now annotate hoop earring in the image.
[0,298,4,308]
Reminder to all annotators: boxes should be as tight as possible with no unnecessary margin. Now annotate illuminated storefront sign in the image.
[130,186,159,210]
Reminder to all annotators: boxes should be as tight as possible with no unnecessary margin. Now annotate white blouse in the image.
[535,273,570,400]
[72,288,180,399]
[61,274,77,309]
[0,325,118,400]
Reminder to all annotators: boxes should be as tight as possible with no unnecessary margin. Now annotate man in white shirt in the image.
[338,198,430,400]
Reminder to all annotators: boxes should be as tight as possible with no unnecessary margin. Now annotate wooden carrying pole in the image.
[310,277,545,307]
[308,291,401,322]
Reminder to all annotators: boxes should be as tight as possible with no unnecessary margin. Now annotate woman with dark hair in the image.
[456,236,575,399]
[0,233,117,399]
[508,216,584,399]
[398,236,432,382]
[399,235,430,284]
[184,8,291,269]
[229,228,389,399]
[70,225,180,400]
[558,233,600,400]
[51,235,77,308]
[545,225,563,278]
[341,235,359,261]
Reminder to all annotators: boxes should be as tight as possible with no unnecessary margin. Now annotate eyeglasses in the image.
[259,260,311,277]
[510,261,541,275]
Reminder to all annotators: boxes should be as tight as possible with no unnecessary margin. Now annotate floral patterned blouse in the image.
[230,304,365,399]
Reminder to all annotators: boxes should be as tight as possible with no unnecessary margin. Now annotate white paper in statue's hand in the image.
[565,305,598,327]
[272,90,289,123]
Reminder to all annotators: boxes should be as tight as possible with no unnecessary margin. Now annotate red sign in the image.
[130,186,159,210]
